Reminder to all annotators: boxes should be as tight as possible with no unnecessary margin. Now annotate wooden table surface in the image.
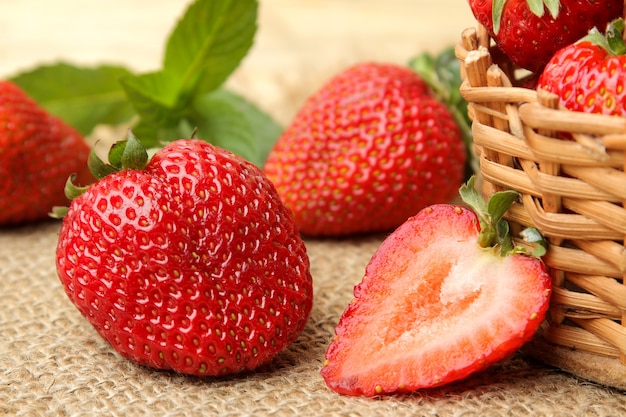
[0,0,476,125]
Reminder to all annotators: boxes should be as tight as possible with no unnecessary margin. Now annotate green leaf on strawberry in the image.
[493,0,560,34]
[582,18,626,56]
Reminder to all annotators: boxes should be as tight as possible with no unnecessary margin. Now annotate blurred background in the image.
[0,0,476,125]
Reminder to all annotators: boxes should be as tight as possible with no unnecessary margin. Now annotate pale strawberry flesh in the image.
[321,204,551,396]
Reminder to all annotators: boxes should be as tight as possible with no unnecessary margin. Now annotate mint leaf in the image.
[129,89,281,166]
[129,120,192,149]
[163,0,257,101]
[119,0,261,161]
[119,70,181,126]
[190,91,257,166]
[205,89,282,166]
[9,0,271,167]
[10,62,135,135]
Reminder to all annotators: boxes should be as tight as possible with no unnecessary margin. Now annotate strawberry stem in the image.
[50,130,152,219]
[88,129,149,180]
[459,177,519,254]
[459,177,548,257]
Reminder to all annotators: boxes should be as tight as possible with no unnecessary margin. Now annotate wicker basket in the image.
[455,25,626,389]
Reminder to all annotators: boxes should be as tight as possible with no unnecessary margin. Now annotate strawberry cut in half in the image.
[321,178,552,396]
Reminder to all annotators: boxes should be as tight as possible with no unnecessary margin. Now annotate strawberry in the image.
[468,0,623,73]
[54,132,313,376]
[538,18,626,116]
[0,81,92,226]
[263,62,466,237]
[321,178,551,396]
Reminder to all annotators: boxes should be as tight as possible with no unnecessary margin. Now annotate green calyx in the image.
[582,18,626,56]
[492,0,561,34]
[88,129,149,180]
[459,177,547,257]
[49,130,149,219]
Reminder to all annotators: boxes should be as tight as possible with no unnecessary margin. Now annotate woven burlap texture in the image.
[2,222,626,416]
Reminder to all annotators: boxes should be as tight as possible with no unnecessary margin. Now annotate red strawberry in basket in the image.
[263,62,466,237]
[538,18,626,116]
[468,0,623,73]
[321,178,551,396]
[0,81,92,226]
[54,132,313,376]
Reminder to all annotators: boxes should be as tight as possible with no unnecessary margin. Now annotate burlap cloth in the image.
[1,222,625,416]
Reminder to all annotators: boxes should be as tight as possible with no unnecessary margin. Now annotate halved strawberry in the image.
[321,178,551,396]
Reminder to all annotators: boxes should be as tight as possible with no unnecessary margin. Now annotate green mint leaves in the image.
[492,0,561,34]
[9,0,280,168]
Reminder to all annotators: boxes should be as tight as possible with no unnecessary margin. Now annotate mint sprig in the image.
[9,0,280,168]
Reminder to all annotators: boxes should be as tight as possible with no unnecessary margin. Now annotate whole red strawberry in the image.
[538,19,626,116]
[0,81,92,226]
[468,0,623,73]
[321,178,551,396]
[263,62,466,237]
[55,132,313,376]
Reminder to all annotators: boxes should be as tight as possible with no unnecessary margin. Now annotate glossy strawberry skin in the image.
[263,63,466,237]
[321,204,551,396]
[0,81,92,226]
[538,41,626,116]
[56,139,313,376]
[469,0,623,73]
